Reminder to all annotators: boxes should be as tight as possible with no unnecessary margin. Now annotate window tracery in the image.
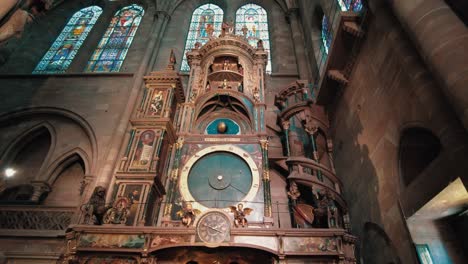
[85,4,144,72]
[337,0,363,12]
[321,15,332,54]
[33,6,102,74]
[235,4,271,73]
[181,4,224,72]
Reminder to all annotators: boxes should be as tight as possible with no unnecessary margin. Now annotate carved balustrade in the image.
[0,205,75,234]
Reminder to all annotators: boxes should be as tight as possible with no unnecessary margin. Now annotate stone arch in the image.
[398,126,441,187]
[150,245,278,263]
[0,107,98,174]
[195,94,254,130]
[0,122,56,182]
[44,148,90,186]
[361,222,402,264]
[42,151,87,207]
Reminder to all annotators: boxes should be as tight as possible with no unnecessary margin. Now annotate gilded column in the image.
[163,138,184,217]
[260,139,272,220]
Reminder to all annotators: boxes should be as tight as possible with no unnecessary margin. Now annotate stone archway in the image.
[152,246,276,264]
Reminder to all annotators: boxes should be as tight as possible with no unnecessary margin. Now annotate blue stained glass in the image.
[33,6,102,74]
[321,16,332,54]
[235,4,272,73]
[85,4,144,72]
[181,4,224,71]
[338,0,363,12]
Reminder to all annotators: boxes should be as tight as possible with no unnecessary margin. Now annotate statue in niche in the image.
[81,186,108,225]
[237,82,243,93]
[103,197,130,225]
[238,65,244,75]
[229,203,253,227]
[313,188,337,228]
[287,181,301,201]
[177,202,201,227]
[221,79,228,89]
[288,182,315,228]
[221,20,234,36]
[149,90,163,115]
[223,58,229,70]
[257,39,264,49]
[205,81,211,91]
[253,86,260,102]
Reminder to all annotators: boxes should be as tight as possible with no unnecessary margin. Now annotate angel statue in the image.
[176,202,201,227]
[229,203,253,227]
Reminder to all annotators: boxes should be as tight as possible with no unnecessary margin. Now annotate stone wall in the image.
[330,2,468,263]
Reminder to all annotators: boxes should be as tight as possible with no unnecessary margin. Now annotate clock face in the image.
[196,211,230,244]
[180,145,260,211]
[188,151,252,208]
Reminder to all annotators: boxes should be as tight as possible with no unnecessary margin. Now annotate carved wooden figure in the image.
[229,203,253,227]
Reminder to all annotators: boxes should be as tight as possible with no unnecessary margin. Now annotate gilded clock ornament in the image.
[229,203,253,227]
[177,202,201,227]
[196,211,230,245]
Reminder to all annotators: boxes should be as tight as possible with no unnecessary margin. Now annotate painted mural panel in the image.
[128,129,160,171]
[78,234,145,249]
[150,234,191,249]
[283,237,338,253]
[122,184,143,225]
[80,256,137,264]
[146,89,168,117]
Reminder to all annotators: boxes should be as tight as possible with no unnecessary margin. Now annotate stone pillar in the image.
[390,0,468,131]
[288,9,311,80]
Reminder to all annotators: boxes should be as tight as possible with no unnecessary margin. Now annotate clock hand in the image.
[202,223,222,233]
[229,184,247,195]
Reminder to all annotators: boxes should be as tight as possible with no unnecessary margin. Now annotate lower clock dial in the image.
[196,211,230,244]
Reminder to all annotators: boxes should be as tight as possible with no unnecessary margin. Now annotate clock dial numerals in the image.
[197,212,230,244]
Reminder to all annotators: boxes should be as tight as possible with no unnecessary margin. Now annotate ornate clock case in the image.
[162,34,271,226]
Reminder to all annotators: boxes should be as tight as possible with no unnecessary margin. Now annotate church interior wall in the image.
[0,0,466,263]
[331,2,468,263]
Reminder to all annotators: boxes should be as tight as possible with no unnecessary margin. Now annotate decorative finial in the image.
[167,49,176,70]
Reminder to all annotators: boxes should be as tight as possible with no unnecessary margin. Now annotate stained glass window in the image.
[181,4,224,72]
[321,15,332,54]
[85,4,144,72]
[33,6,102,74]
[338,0,363,12]
[235,4,271,73]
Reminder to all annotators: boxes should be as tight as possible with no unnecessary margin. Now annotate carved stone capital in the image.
[260,139,269,150]
[175,139,184,149]
[281,120,290,130]
[30,181,51,202]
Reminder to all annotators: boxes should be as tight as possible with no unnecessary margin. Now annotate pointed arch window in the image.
[181,4,224,72]
[235,4,271,73]
[338,0,363,12]
[321,15,332,54]
[33,6,102,74]
[85,4,144,72]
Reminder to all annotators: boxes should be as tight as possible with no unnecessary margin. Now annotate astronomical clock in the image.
[161,34,272,228]
[64,30,357,264]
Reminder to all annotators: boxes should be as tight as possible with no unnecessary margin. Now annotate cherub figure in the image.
[176,202,201,227]
[229,203,253,227]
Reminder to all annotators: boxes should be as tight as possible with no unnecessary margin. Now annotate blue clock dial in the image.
[187,151,252,208]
